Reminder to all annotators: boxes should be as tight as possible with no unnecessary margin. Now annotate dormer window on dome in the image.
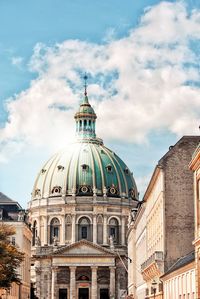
[52,186,62,194]
[81,164,88,171]
[35,189,41,197]
[124,168,129,175]
[106,165,112,173]
[129,188,137,200]
[57,165,64,171]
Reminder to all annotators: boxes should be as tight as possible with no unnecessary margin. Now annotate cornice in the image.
[143,166,162,202]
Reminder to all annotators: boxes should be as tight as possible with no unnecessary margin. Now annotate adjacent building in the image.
[29,86,139,299]
[161,251,195,299]
[0,192,32,299]
[128,136,200,299]
[189,142,200,298]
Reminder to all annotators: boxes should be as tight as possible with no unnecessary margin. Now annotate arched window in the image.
[84,119,87,128]
[32,220,37,246]
[97,215,103,244]
[50,218,60,244]
[65,215,72,242]
[78,217,91,241]
[109,218,119,244]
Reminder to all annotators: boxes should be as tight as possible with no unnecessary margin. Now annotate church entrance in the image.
[78,288,89,299]
[59,288,68,299]
[100,289,109,299]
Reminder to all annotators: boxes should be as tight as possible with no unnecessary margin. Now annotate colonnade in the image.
[51,266,116,299]
[34,214,126,246]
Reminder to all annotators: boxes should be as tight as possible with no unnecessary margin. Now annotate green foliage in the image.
[0,223,24,289]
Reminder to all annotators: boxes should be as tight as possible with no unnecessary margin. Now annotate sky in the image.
[0,0,200,208]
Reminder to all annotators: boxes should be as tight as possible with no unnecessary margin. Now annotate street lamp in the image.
[151,280,157,299]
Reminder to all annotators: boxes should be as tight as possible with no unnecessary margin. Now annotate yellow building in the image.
[189,143,200,298]
[0,192,32,299]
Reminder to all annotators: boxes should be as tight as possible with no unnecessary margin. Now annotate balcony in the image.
[141,251,164,281]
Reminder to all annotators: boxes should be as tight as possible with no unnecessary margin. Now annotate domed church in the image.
[29,77,139,299]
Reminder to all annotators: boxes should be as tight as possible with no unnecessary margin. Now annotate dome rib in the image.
[92,144,106,192]
[109,151,128,196]
[88,144,96,190]
[42,154,58,198]
[102,147,122,195]
[49,153,62,197]
[72,144,82,194]
[65,149,74,195]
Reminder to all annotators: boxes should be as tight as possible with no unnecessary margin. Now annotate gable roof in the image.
[162,251,195,277]
[0,192,22,210]
[158,136,200,166]
[53,239,116,256]
[0,192,15,203]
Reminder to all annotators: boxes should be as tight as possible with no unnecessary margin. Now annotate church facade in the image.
[28,81,139,299]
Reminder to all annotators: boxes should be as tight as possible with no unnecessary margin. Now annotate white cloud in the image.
[11,56,23,68]
[1,1,200,163]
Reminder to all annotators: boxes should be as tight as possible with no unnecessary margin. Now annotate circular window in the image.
[130,189,136,199]
[81,186,88,193]
[110,187,116,194]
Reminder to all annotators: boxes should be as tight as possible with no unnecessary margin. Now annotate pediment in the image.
[53,240,115,256]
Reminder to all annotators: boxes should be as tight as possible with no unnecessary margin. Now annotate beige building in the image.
[128,136,200,299]
[0,192,32,299]
[189,142,200,298]
[127,203,147,298]
[29,87,139,299]
[161,251,195,299]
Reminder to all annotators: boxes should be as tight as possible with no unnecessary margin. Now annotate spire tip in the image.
[83,73,88,96]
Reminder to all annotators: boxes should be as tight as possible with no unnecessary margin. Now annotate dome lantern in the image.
[74,74,97,141]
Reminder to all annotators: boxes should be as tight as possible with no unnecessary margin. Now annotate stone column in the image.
[37,217,41,240]
[51,266,58,299]
[121,216,125,246]
[91,266,98,299]
[93,215,97,243]
[62,215,65,244]
[109,267,116,298]
[71,215,76,243]
[43,216,48,245]
[103,215,108,245]
[70,266,76,299]
[47,270,51,299]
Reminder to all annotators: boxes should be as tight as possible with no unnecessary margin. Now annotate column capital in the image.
[91,266,98,271]
[109,266,116,271]
[51,266,59,271]
[69,266,77,271]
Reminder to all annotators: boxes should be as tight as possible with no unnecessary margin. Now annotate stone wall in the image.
[160,136,200,271]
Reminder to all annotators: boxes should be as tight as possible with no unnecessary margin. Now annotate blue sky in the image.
[0,0,200,208]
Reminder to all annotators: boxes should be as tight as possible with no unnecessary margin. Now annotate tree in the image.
[0,223,24,289]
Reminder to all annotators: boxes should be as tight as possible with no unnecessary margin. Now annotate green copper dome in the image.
[32,140,138,200]
[32,78,138,201]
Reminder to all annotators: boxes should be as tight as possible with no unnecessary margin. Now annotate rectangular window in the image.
[59,288,67,299]
[82,226,87,239]
[110,227,116,238]
[54,227,59,237]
